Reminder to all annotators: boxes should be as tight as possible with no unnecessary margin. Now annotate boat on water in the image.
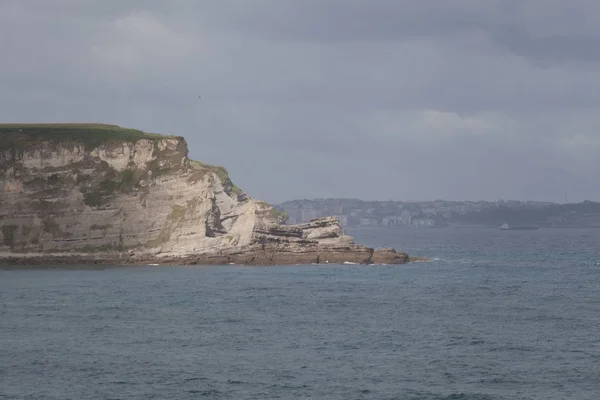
[499,223,539,231]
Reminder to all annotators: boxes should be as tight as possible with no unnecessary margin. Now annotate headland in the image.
[0,124,414,266]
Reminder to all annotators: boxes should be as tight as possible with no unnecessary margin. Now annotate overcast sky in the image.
[1,0,599,203]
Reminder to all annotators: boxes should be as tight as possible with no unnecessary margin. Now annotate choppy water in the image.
[1,228,599,399]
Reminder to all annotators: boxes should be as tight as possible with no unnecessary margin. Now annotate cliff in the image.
[0,124,410,265]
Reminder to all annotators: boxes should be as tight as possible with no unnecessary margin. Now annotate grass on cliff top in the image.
[256,200,288,222]
[0,123,181,150]
[189,160,243,196]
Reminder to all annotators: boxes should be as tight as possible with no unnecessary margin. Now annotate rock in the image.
[407,256,431,263]
[0,124,415,266]
[370,248,410,264]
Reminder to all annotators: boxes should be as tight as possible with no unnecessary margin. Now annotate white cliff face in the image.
[22,144,85,169]
[0,136,273,258]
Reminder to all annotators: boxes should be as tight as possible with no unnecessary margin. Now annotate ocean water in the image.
[1,227,599,400]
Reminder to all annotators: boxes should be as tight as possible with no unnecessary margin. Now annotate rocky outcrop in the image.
[0,124,412,265]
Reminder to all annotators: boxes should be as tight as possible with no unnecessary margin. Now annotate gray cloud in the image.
[491,24,600,64]
[1,0,599,203]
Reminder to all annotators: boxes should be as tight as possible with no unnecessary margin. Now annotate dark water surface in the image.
[1,228,600,399]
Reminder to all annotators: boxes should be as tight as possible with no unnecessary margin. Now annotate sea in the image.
[1,227,599,400]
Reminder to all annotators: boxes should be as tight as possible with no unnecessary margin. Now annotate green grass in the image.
[2,225,18,247]
[0,123,181,152]
[145,205,188,248]
[168,205,186,221]
[90,224,112,231]
[83,192,103,207]
[256,201,288,222]
[82,168,145,207]
[189,160,243,196]
[115,169,137,192]
[270,208,288,221]
[145,228,173,248]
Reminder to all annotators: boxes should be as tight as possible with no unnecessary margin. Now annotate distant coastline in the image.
[276,199,600,229]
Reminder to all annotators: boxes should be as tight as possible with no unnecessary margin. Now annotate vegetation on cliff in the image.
[188,160,243,196]
[0,123,181,151]
[256,200,288,223]
[0,123,248,203]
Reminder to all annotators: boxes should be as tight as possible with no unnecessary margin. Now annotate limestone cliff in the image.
[0,124,410,265]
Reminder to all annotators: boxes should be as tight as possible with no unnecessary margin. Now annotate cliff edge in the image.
[0,124,411,265]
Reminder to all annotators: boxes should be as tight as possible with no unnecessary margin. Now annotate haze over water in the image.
[1,228,599,399]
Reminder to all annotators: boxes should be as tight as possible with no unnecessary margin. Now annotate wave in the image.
[427,257,469,264]
[404,393,502,400]
[402,392,503,400]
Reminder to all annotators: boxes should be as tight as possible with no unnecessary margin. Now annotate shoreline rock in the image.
[0,217,413,266]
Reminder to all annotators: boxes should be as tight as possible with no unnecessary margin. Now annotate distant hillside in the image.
[277,198,600,228]
[450,201,600,228]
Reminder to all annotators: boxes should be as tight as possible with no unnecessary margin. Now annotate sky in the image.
[1,0,599,204]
